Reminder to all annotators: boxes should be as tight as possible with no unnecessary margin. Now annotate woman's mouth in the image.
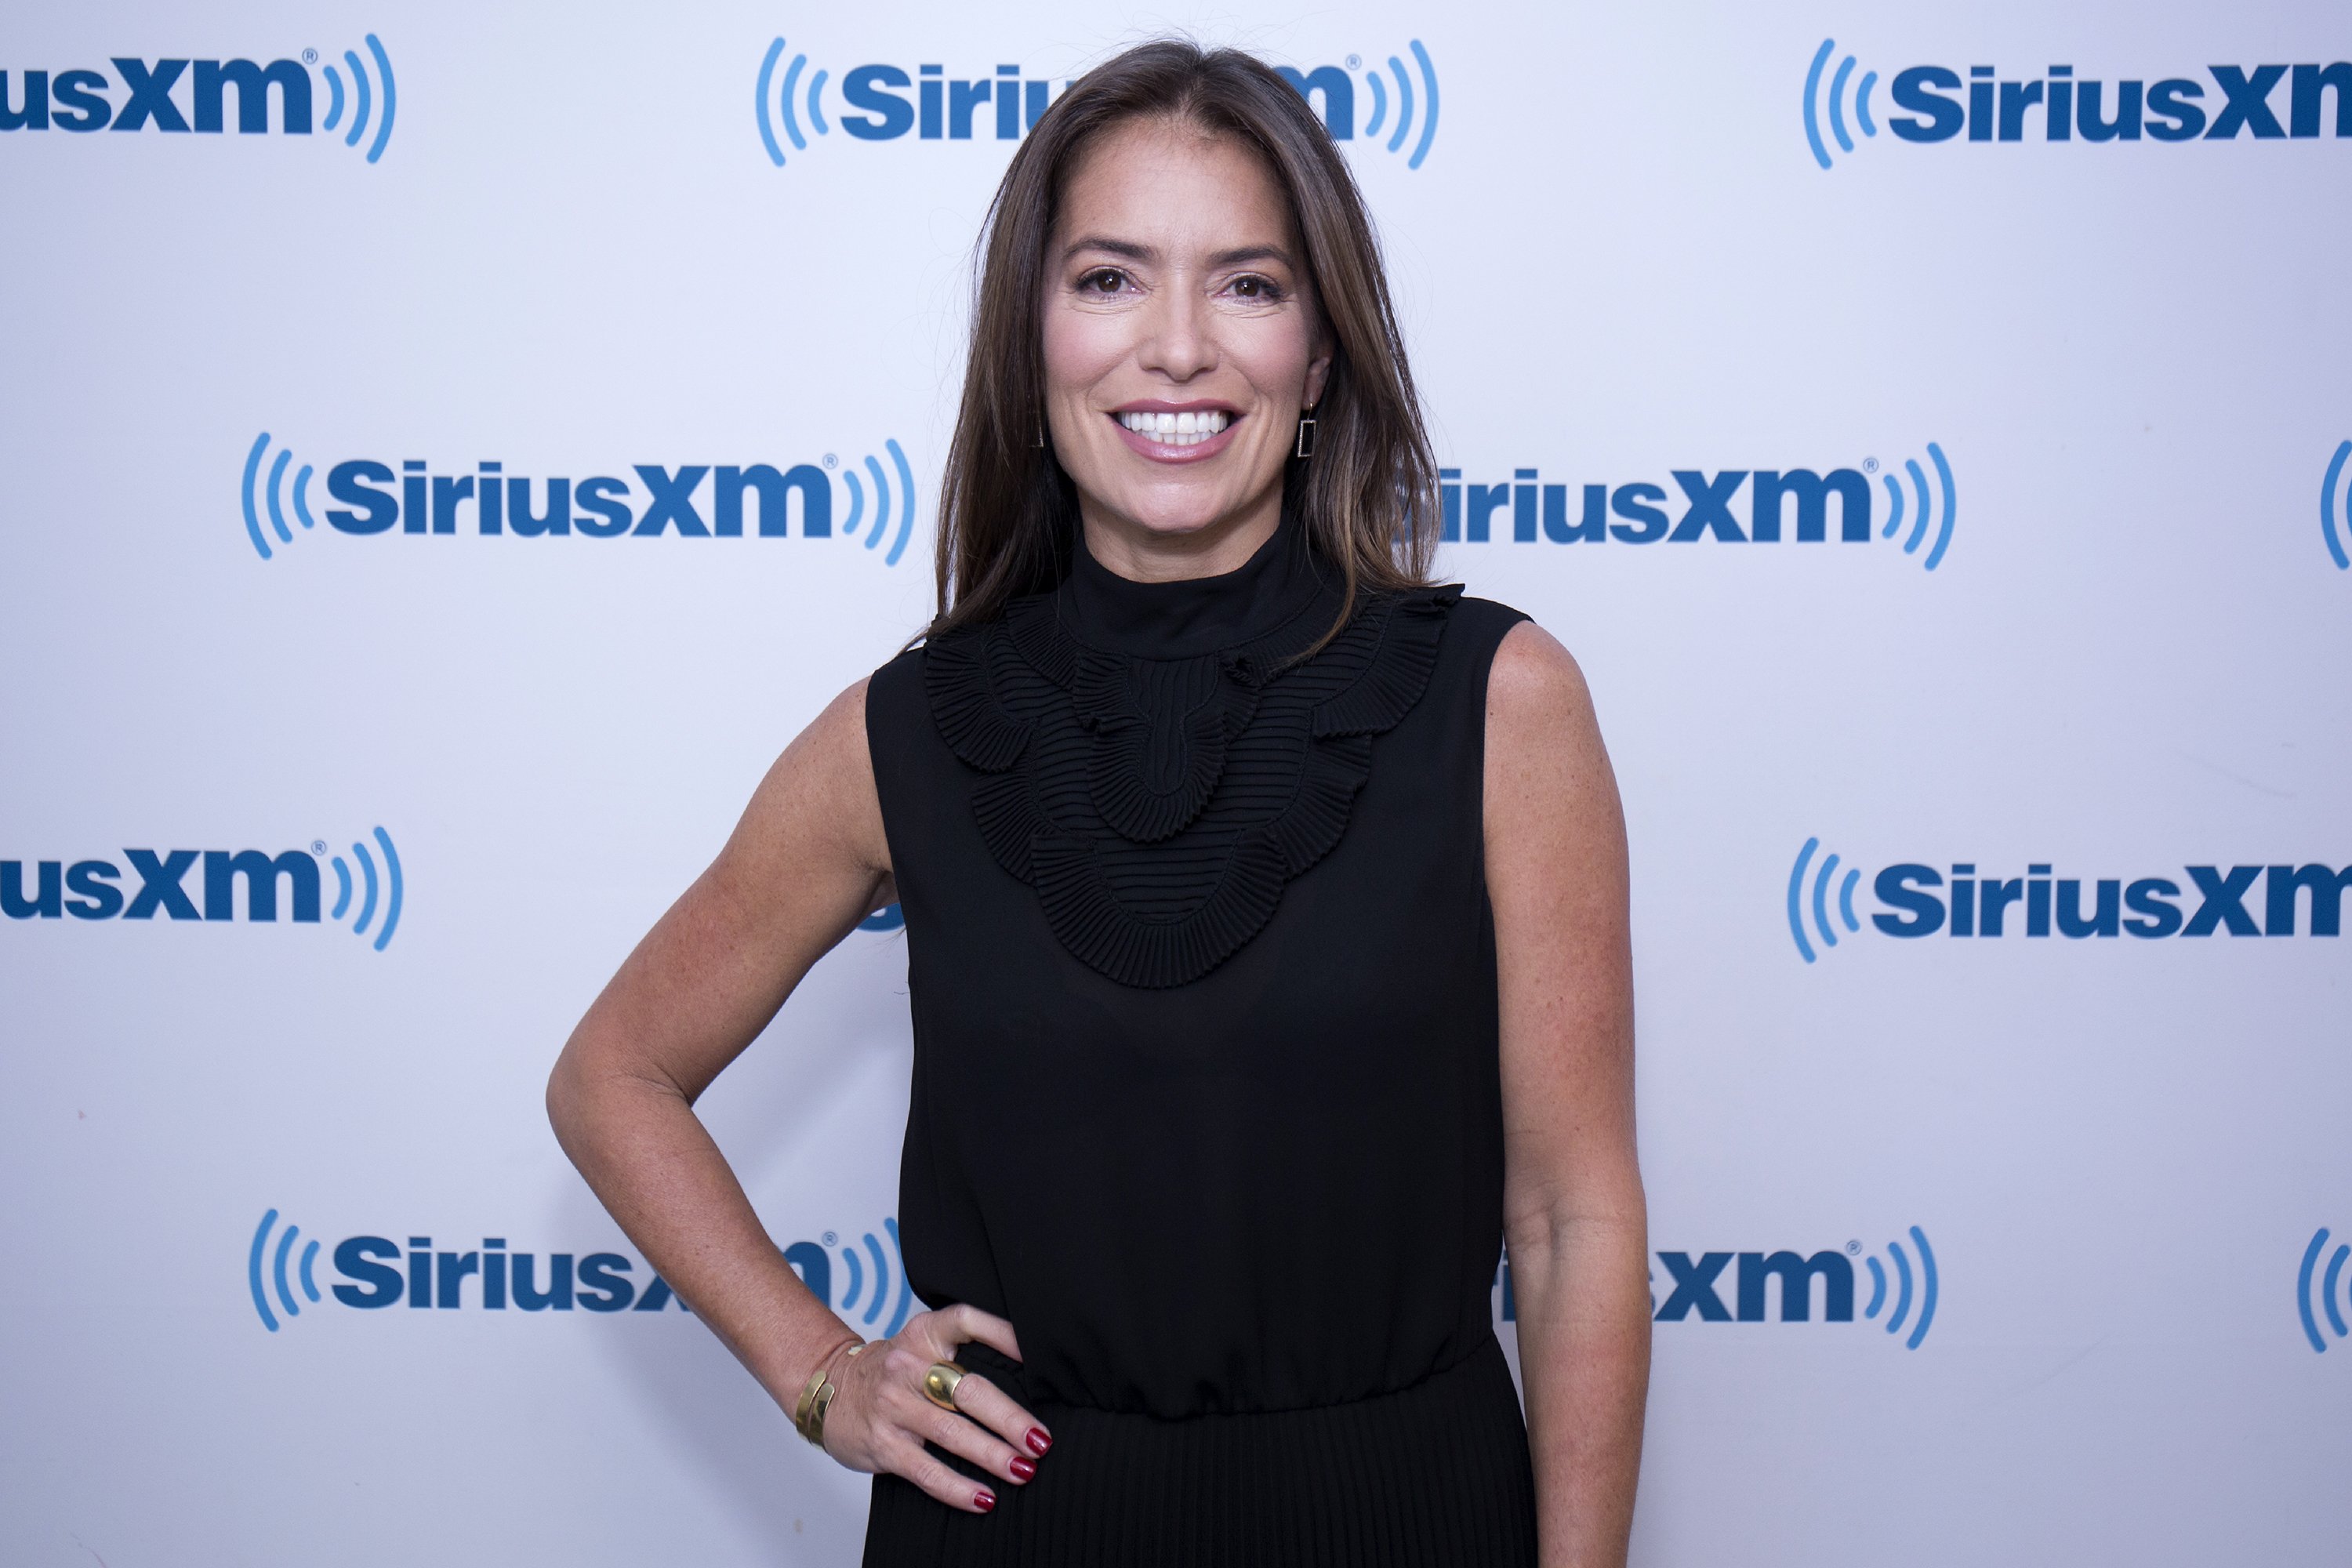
[1110,407,1240,460]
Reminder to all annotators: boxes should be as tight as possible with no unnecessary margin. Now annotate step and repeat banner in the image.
[2,2,2347,1563]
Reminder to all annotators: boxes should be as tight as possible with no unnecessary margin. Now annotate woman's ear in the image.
[1303,337,1334,412]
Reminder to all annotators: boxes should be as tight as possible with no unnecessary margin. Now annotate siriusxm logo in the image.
[753,38,1438,171]
[4,828,402,951]
[1788,838,2352,962]
[1439,445,1955,571]
[1651,1230,1941,1349]
[1,38,395,162]
[2299,1227,2352,1353]
[1805,42,2352,169]
[240,434,918,566]
[1276,45,1443,170]
[2322,441,2352,572]
[1496,1229,1940,1348]
[249,1210,912,1334]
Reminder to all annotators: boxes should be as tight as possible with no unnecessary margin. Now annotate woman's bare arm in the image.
[546,679,1047,1512]
[1484,622,1650,1568]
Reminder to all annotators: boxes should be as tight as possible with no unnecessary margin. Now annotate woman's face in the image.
[1041,117,1330,569]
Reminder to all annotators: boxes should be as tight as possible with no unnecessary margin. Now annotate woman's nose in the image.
[1137,285,1215,380]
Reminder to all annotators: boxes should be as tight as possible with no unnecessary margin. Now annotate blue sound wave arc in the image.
[1856,72,1878,136]
[1828,56,1857,153]
[1838,867,1860,931]
[363,36,396,164]
[324,66,346,130]
[886,440,916,566]
[862,456,891,552]
[1864,1255,1887,1319]
[860,1232,890,1326]
[250,1210,281,1330]
[1407,42,1439,169]
[884,1218,913,1336]
[1385,56,1414,154]
[808,69,830,136]
[332,828,404,951]
[370,826,402,951]
[756,38,788,165]
[1904,459,1931,555]
[241,434,274,559]
[1880,471,1904,539]
[1925,443,1956,571]
[1906,1226,1938,1348]
[342,49,370,150]
[1365,71,1387,137]
[1803,40,1837,169]
[2299,1228,2330,1352]
[780,52,810,151]
[1788,837,1821,963]
[1886,1238,1914,1335]
[266,448,295,544]
[840,469,866,539]
[2324,1243,2350,1338]
[293,465,317,529]
[1813,852,1842,949]
[274,1221,305,1318]
[352,842,379,935]
[2321,440,2351,571]
[840,1243,865,1312]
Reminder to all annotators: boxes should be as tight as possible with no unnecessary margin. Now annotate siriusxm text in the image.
[1885,62,2350,143]
[5,849,319,922]
[4,59,316,135]
[322,460,834,539]
[1870,862,2352,938]
[332,1236,686,1312]
[1439,467,1872,544]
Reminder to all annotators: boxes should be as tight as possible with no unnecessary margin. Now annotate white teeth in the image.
[1118,410,1229,445]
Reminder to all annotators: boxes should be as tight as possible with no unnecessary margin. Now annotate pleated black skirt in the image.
[860,1335,1537,1566]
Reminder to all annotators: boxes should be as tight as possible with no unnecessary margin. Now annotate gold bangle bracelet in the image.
[794,1339,864,1446]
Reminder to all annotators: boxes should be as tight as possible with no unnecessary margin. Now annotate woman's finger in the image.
[944,1302,1023,1364]
[907,1396,1031,1484]
[884,1433,999,1515]
[942,1370,1053,1460]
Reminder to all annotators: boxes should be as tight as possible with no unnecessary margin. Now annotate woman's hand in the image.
[819,1303,1054,1514]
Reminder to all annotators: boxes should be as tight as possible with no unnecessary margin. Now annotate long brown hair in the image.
[927,39,1439,644]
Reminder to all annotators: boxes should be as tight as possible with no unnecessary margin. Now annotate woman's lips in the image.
[1109,408,1243,463]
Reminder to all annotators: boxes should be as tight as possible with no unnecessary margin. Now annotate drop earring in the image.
[1294,411,1317,459]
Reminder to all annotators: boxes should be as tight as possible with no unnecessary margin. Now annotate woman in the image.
[549,40,1648,1566]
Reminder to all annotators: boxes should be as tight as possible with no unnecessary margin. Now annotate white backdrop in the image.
[3,2,2349,1563]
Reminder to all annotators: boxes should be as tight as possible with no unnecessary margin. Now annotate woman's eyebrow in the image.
[1207,245,1292,269]
[1062,235,1156,263]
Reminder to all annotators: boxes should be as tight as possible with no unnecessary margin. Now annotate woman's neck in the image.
[1076,492,1283,584]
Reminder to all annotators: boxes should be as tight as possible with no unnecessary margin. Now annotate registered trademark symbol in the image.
[822,1231,837,1246]
[301,49,318,64]
[1862,458,1878,474]
[1346,54,1362,70]
[823,453,837,469]
[1846,1240,1862,1255]
[311,840,327,855]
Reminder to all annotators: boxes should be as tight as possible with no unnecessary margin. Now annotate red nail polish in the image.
[1026,1428,1052,1455]
[1010,1456,1036,1481]
[975,1489,996,1513]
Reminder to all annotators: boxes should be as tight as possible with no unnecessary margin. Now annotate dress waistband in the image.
[861,1334,1537,1567]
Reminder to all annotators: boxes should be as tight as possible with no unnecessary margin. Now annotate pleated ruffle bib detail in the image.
[922,528,1459,989]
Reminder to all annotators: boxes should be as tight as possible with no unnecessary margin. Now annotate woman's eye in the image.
[1229,275,1280,300]
[1080,269,1126,294]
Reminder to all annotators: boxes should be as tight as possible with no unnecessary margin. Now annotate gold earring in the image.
[1294,412,1316,459]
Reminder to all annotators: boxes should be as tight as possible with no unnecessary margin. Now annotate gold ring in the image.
[920,1360,967,1411]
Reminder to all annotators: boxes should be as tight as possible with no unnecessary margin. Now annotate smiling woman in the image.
[549,38,1647,1568]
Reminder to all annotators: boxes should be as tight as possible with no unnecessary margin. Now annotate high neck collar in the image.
[1062,514,1330,659]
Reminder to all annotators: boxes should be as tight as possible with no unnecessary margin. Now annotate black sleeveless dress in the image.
[861,514,1537,1566]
